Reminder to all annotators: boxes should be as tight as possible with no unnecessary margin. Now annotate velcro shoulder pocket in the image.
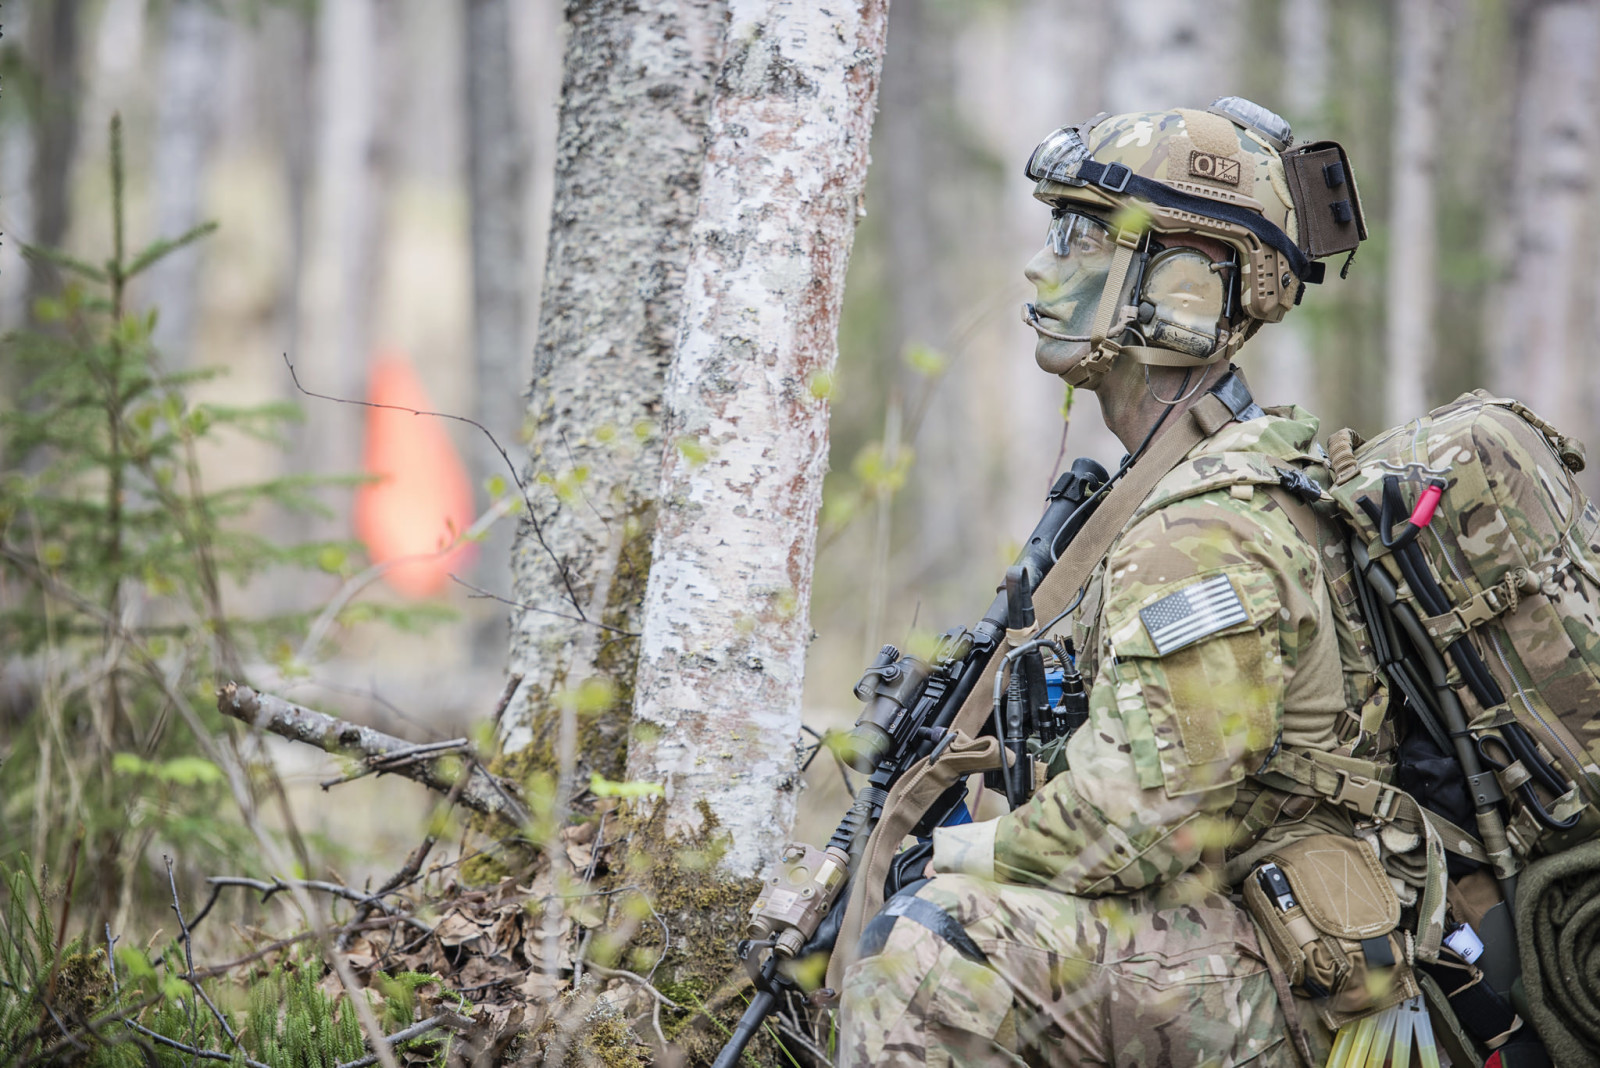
[1108,568,1283,798]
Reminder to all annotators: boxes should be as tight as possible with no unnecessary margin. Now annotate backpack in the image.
[1323,391,1600,868]
[1322,391,1600,1066]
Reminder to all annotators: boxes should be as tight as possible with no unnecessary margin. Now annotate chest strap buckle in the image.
[1332,769,1399,822]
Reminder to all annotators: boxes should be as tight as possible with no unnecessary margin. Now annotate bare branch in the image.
[333,1011,472,1068]
[217,683,530,830]
[490,672,524,734]
[448,574,637,636]
[280,352,588,616]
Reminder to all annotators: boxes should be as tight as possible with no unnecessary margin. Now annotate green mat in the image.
[1515,840,1600,1066]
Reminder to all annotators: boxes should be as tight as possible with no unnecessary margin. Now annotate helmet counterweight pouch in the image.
[1283,140,1368,259]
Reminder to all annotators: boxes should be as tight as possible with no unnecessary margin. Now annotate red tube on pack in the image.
[1409,478,1447,529]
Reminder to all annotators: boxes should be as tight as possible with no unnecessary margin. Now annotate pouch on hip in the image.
[1242,833,1419,1030]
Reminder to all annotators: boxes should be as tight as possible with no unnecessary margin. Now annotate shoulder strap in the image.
[825,384,1247,993]
[963,386,1242,736]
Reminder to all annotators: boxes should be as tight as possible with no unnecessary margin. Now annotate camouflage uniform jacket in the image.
[932,406,1392,896]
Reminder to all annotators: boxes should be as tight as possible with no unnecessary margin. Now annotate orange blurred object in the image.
[354,354,477,598]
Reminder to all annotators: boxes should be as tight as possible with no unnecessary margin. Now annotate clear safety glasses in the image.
[1047,210,1116,266]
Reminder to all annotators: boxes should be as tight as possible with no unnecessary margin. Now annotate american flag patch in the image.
[1138,574,1249,656]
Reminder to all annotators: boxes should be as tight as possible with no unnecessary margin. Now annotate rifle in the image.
[711,457,1109,1068]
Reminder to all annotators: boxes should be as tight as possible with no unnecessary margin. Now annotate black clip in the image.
[1097,162,1132,193]
[1276,466,1323,504]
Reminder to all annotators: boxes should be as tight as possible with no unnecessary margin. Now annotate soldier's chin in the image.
[1034,336,1091,376]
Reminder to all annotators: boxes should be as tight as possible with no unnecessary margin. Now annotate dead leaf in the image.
[436,910,487,948]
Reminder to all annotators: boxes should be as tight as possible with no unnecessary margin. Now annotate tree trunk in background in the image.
[23,0,82,327]
[1496,0,1600,432]
[1385,0,1453,423]
[146,0,228,366]
[1105,0,1240,111]
[1249,0,1327,408]
[0,3,35,333]
[464,0,529,656]
[625,0,889,877]
[295,0,397,528]
[499,0,724,779]
[991,0,1115,541]
[876,1,974,635]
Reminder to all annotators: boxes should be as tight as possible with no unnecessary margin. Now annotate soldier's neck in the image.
[1096,361,1219,456]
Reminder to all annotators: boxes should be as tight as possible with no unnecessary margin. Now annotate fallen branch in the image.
[217,683,530,829]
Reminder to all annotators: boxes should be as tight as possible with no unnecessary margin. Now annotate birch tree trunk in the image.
[624,0,890,878]
[1494,0,1600,432]
[499,1,725,777]
[145,0,228,366]
[1385,0,1454,424]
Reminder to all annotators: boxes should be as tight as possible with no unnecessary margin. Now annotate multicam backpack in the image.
[1321,391,1600,1065]
[1325,391,1600,869]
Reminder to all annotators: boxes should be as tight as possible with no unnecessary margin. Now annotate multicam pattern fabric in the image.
[838,873,1315,1067]
[933,408,1349,893]
[841,407,1391,1065]
[1329,392,1600,853]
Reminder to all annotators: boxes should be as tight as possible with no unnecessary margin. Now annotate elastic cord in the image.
[1144,365,1205,407]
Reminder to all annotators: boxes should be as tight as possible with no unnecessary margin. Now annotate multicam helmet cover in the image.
[1022,98,1365,387]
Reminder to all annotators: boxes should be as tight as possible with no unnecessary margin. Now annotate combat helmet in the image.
[1023,97,1366,388]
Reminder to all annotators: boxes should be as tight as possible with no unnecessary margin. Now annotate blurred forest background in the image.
[3,0,1599,951]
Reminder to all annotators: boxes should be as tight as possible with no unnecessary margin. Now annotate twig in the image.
[190,916,412,981]
[774,1013,833,1064]
[296,496,514,664]
[448,574,638,636]
[201,876,432,933]
[320,738,471,789]
[332,1011,471,1068]
[489,672,524,733]
[341,760,474,947]
[216,683,530,829]
[167,855,241,1053]
[280,352,588,617]
[121,1017,272,1068]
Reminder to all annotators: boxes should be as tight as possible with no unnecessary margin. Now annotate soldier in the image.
[837,99,1436,1067]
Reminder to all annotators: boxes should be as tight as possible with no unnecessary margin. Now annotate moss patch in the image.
[602,798,774,1066]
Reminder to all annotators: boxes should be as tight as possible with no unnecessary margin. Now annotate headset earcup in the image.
[1137,248,1227,358]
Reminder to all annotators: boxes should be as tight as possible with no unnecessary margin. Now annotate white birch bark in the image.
[625,0,890,878]
[1385,0,1454,424]
[145,0,227,366]
[1493,0,1600,431]
[500,1,725,766]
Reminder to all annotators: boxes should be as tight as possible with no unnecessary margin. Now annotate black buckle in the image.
[1097,162,1132,193]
